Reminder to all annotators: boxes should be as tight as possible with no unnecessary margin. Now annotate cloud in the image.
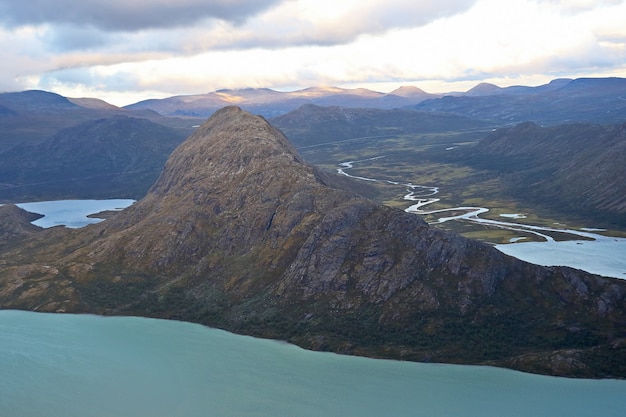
[2,0,626,106]
[538,0,624,14]
[0,0,282,31]
[239,0,478,47]
[0,0,478,59]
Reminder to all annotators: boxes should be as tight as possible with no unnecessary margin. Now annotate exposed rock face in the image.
[1,106,625,378]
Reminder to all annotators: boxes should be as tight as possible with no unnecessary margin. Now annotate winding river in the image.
[337,157,626,279]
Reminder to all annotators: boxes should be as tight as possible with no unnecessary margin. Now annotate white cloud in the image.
[1,0,625,105]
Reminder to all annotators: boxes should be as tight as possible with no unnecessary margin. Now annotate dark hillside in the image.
[0,116,188,201]
[271,104,493,147]
[451,122,626,226]
[0,90,198,152]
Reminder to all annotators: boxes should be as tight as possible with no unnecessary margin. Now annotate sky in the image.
[0,0,625,106]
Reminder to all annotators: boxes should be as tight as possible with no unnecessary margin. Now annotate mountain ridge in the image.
[412,77,626,125]
[123,77,624,120]
[270,104,493,147]
[124,85,439,117]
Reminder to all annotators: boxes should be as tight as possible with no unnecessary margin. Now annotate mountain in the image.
[124,77,626,123]
[412,77,626,125]
[0,116,189,201]
[67,97,121,110]
[462,79,573,96]
[0,89,79,112]
[465,82,502,96]
[389,86,431,98]
[270,104,493,147]
[0,90,200,202]
[448,121,626,227]
[0,90,198,152]
[125,86,439,118]
[1,106,625,378]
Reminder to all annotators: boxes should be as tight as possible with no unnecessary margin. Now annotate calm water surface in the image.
[1,310,625,417]
[15,199,135,228]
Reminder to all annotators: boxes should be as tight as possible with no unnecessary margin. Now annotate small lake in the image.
[14,199,135,228]
[1,310,625,417]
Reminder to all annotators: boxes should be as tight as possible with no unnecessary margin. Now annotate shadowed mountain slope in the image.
[0,90,197,153]
[1,107,625,378]
[449,122,626,227]
[270,104,492,147]
[0,116,188,201]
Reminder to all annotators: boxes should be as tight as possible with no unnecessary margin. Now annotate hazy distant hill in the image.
[0,90,200,202]
[449,121,626,226]
[270,104,493,147]
[125,86,438,118]
[462,79,573,97]
[123,77,623,122]
[0,90,197,151]
[412,77,626,125]
[2,107,625,378]
[0,116,188,201]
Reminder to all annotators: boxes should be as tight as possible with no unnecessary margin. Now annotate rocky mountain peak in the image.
[89,105,353,268]
[150,106,307,197]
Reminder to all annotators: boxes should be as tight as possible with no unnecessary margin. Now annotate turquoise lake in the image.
[1,310,625,417]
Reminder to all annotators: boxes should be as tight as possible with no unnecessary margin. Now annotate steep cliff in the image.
[1,106,625,377]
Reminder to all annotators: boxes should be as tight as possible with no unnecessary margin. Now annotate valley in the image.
[294,127,626,244]
[330,155,626,279]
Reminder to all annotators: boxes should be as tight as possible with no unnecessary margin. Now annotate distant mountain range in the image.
[123,77,626,125]
[2,107,625,378]
[412,77,626,125]
[0,90,195,150]
[125,85,437,118]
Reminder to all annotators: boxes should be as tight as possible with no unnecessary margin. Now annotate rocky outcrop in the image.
[0,204,42,241]
[1,106,625,378]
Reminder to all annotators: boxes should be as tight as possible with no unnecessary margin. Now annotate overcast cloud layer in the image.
[1,0,625,105]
